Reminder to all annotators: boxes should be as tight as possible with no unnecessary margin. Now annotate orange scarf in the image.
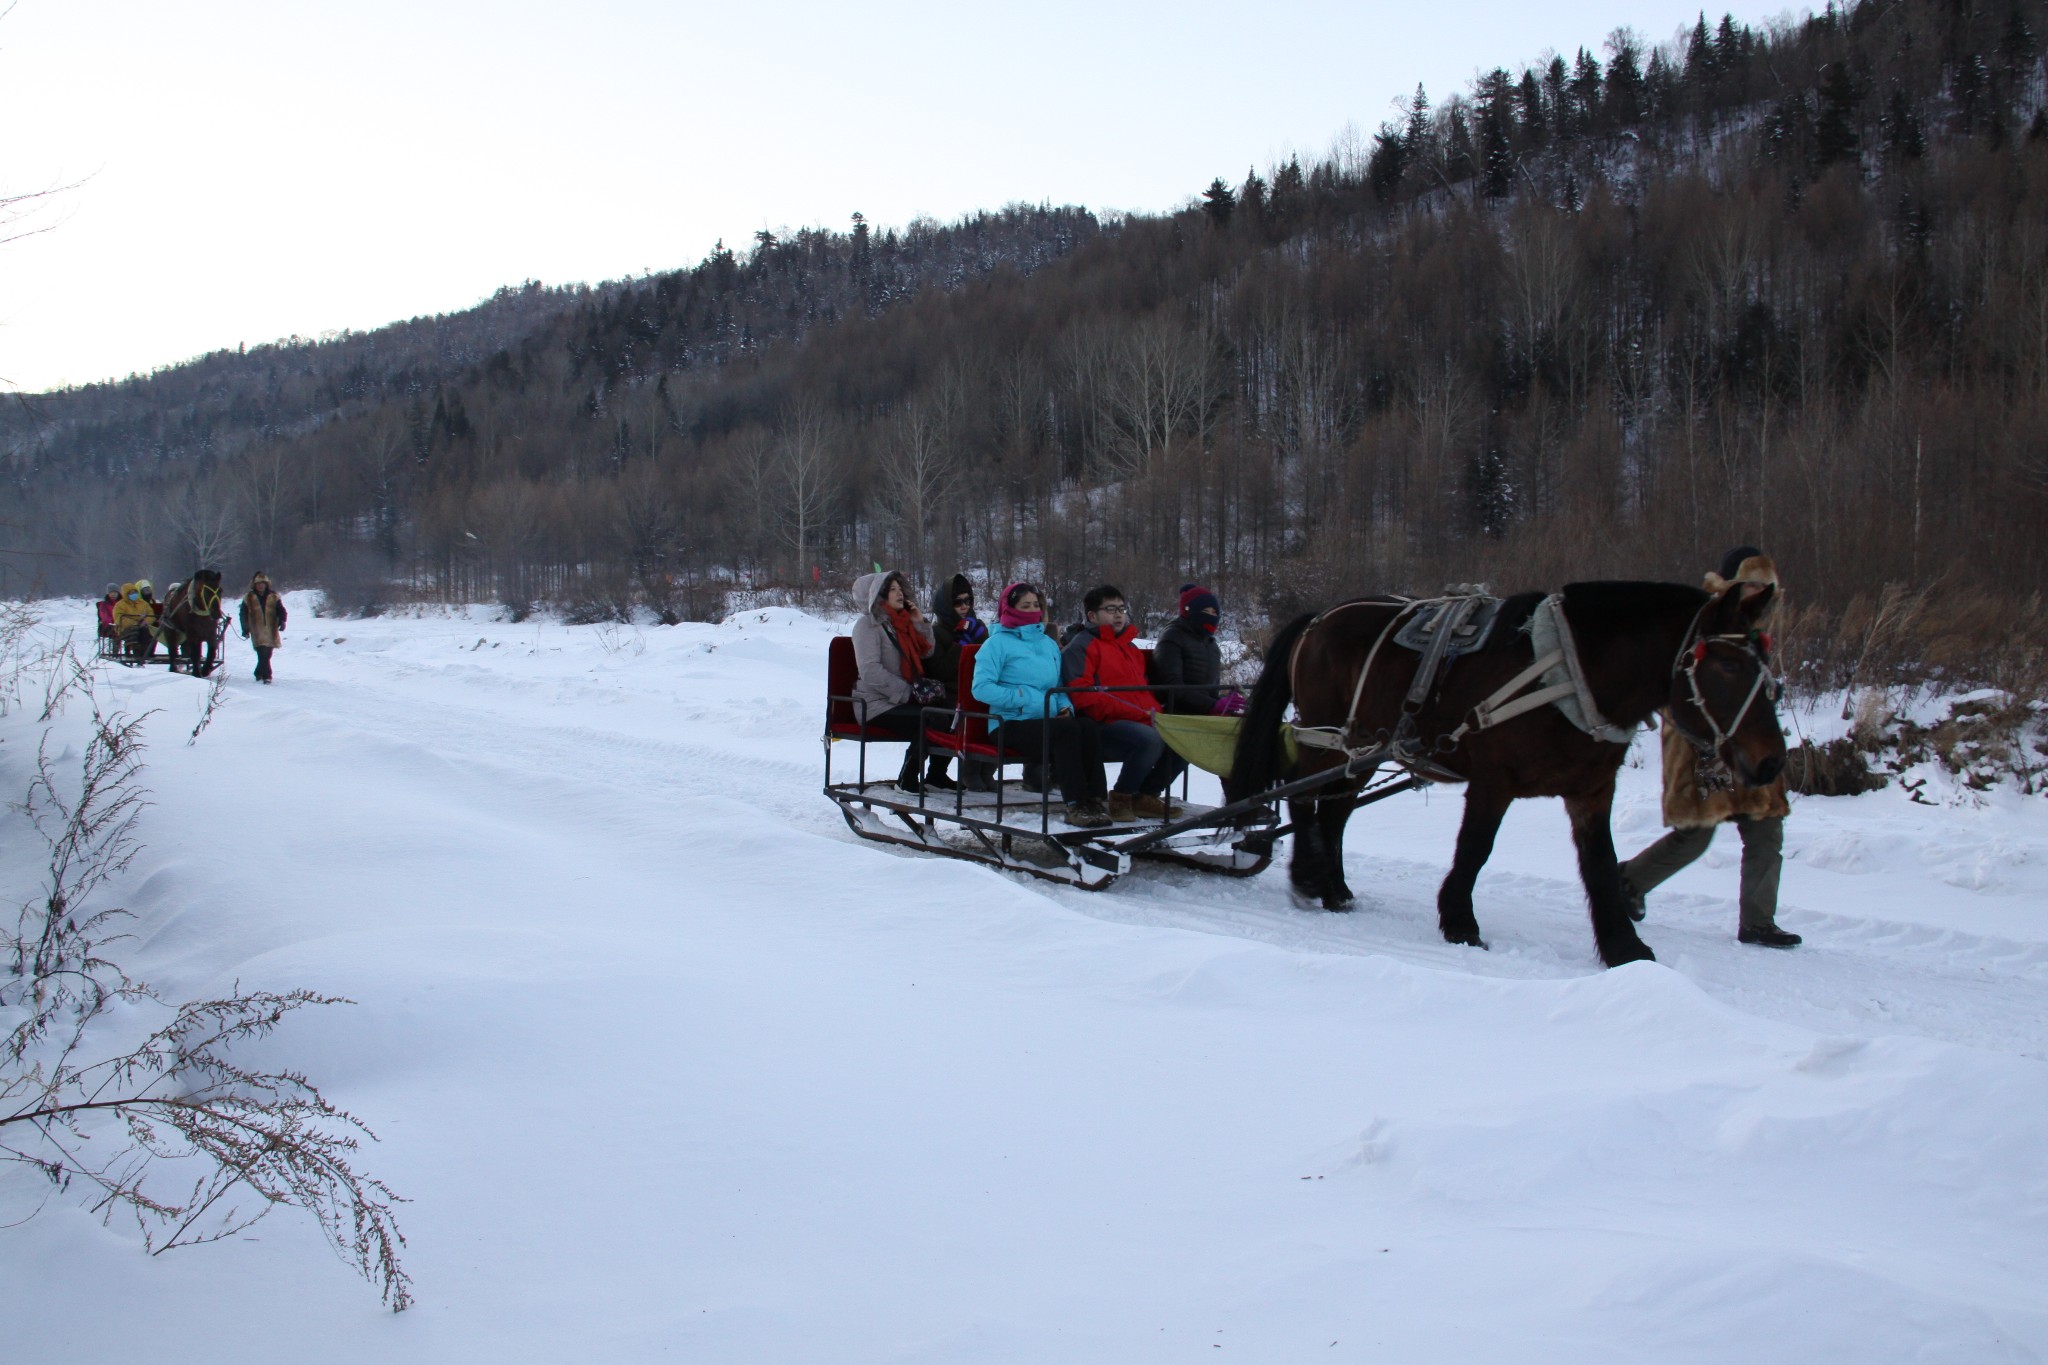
[886,604,925,681]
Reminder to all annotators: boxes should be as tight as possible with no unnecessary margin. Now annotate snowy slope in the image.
[3,601,2044,1363]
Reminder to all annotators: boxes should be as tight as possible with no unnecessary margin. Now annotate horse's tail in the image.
[1225,611,1316,802]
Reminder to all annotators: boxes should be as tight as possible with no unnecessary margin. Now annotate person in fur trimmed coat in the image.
[1620,547,1799,948]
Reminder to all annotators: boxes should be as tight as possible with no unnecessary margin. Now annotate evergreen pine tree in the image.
[1272,155,1307,226]
[1477,69,1518,196]
[1571,49,1604,129]
[1544,57,1572,139]
[1201,178,1236,227]
[1403,85,1433,158]
[1813,62,1862,168]
[1518,69,1547,148]
[1604,31,1645,126]
[1368,123,1409,201]
[1686,12,1717,84]
[1240,166,1268,220]
[1447,104,1478,182]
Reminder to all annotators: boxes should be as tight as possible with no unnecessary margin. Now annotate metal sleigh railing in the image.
[823,667,1428,888]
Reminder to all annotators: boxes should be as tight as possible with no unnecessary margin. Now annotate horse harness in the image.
[1666,602,1781,758]
[1289,589,1748,780]
[153,579,224,645]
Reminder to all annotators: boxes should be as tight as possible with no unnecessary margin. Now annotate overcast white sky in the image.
[0,0,1788,393]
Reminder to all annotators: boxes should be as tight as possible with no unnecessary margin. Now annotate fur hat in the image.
[1703,546,1777,593]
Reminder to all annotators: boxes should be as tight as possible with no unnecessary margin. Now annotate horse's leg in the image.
[1318,797,1355,909]
[1287,796,1329,902]
[1566,781,1655,967]
[1438,783,1510,948]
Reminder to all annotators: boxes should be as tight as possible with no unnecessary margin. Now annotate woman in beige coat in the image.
[1620,547,1798,947]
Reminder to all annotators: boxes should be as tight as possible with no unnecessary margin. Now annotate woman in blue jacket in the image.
[971,582,1111,827]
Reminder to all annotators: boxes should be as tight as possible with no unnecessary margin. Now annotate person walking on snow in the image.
[1619,546,1800,949]
[239,570,288,683]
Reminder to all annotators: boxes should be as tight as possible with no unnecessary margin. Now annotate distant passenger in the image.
[971,582,1111,828]
[96,584,120,642]
[850,570,943,793]
[111,582,155,660]
[133,579,161,659]
[924,574,990,791]
[1152,583,1243,715]
[1062,584,1187,820]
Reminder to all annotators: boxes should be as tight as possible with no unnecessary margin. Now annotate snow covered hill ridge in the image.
[2,599,2044,1362]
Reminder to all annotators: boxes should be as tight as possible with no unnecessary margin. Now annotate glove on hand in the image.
[1211,691,1247,716]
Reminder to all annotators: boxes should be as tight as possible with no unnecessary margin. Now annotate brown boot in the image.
[1107,792,1138,823]
[1133,793,1180,818]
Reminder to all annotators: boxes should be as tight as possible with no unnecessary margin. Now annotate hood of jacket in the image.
[852,570,906,619]
[930,572,976,627]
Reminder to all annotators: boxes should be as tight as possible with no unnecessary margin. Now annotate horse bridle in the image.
[1669,603,1780,755]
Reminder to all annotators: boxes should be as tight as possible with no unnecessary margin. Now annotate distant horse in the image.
[157,569,226,676]
[1227,581,1786,967]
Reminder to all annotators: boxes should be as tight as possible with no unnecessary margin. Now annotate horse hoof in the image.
[1321,897,1354,913]
[1442,928,1485,949]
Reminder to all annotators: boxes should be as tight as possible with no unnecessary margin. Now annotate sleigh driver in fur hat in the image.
[1620,546,1801,949]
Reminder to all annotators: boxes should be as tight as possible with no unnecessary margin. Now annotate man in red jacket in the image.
[1061,585,1188,821]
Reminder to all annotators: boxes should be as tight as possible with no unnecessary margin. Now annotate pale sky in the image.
[0,0,1785,393]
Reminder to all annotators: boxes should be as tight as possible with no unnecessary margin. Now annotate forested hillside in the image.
[6,0,2046,683]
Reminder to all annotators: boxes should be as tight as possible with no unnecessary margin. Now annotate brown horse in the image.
[1226,581,1786,967]
[157,569,227,675]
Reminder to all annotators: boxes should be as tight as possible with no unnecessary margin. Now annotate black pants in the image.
[997,714,1107,803]
[857,704,930,781]
[253,645,274,681]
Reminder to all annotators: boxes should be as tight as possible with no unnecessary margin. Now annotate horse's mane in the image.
[1559,580,1711,660]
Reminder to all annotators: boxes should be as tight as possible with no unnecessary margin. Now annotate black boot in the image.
[895,751,923,794]
[1738,924,1802,948]
[923,755,957,791]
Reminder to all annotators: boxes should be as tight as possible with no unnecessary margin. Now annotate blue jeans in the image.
[1099,719,1187,795]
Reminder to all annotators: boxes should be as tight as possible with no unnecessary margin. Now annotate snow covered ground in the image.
[4,600,2044,1362]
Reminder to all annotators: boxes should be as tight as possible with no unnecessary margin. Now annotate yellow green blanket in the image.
[1151,713,1301,778]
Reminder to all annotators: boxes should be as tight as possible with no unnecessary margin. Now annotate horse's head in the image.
[1665,581,1786,788]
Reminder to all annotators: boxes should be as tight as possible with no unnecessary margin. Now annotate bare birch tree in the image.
[777,403,839,591]
[878,390,958,580]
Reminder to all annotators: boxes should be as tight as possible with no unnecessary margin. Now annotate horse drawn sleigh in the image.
[824,577,1785,967]
[98,570,230,678]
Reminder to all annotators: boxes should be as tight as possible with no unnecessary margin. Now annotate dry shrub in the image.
[1783,737,1888,795]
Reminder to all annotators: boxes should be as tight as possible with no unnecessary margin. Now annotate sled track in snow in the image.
[277,662,2048,1060]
